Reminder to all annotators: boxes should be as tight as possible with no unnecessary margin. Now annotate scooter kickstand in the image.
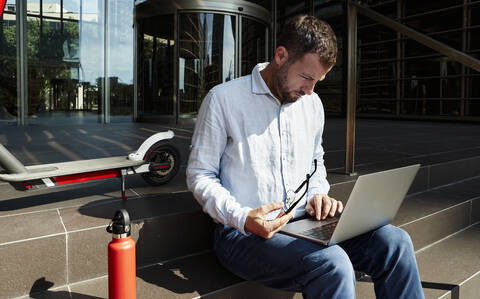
[121,169,127,200]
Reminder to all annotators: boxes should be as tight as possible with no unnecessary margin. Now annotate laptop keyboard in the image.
[302,218,339,240]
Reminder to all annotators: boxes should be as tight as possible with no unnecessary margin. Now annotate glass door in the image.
[178,13,236,117]
[135,0,270,122]
[137,14,175,119]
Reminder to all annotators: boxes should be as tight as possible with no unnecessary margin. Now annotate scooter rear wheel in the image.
[142,144,180,186]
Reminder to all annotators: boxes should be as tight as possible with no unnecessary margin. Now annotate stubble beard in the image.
[274,63,304,104]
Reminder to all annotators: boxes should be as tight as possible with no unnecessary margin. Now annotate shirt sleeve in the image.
[186,91,252,235]
[306,98,331,200]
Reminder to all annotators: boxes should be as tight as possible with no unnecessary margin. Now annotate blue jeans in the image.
[214,223,424,299]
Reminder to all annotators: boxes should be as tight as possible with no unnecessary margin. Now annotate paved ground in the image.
[0,118,479,213]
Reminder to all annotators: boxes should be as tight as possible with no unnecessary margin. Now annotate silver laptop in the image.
[280,164,420,246]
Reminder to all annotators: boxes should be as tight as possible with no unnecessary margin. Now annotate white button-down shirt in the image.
[187,63,330,235]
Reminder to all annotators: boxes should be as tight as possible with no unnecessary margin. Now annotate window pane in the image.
[241,17,266,76]
[138,14,175,117]
[108,0,134,119]
[26,0,104,124]
[178,13,236,116]
[0,0,17,124]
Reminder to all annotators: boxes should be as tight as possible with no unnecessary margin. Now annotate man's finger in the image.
[306,200,314,216]
[269,213,294,236]
[275,210,286,219]
[260,202,284,214]
[315,197,322,220]
[338,201,344,213]
[267,211,293,231]
[329,200,337,217]
[321,197,331,219]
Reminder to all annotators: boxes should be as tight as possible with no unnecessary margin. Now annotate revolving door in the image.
[135,0,270,121]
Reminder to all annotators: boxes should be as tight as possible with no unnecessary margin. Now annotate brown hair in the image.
[277,15,337,68]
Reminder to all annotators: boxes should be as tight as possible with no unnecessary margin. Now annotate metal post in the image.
[16,0,27,126]
[272,0,276,50]
[104,0,110,123]
[133,6,138,121]
[395,0,402,116]
[465,0,471,115]
[345,1,357,176]
[265,26,269,62]
[236,15,241,77]
[173,10,178,123]
[460,0,468,117]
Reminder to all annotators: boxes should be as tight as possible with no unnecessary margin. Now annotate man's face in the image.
[274,52,332,104]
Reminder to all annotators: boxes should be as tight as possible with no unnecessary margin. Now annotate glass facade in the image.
[241,16,266,76]
[0,0,17,124]
[1,0,479,127]
[135,0,270,121]
[108,0,134,120]
[25,0,106,124]
[0,0,133,126]
[356,0,480,119]
[137,14,175,118]
[178,13,236,117]
[314,0,345,115]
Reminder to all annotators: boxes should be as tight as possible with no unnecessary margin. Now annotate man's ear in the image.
[274,46,289,67]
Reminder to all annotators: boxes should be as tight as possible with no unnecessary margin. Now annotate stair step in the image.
[27,252,299,299]
[3,174,479,297]
[28,224,480,298]
[28,252,243,299]
[394,176,480,251]
[327,153,480,195]
[356,223,480,299]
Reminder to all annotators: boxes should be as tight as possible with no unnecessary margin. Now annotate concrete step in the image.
[0,192,213,298]
[327,152,480,195]
[4,174,479,298]
[23,224,480,299]
[356,224,480,299]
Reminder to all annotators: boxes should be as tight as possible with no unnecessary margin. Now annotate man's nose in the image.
[303,82,316,95]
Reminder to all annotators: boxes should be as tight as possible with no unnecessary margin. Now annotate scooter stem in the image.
[0,144,28,174]
[127,130,175,161]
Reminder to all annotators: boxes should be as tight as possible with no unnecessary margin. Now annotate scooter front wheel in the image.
[141,144,180,186]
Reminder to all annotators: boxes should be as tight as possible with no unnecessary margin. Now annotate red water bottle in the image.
[107,209,136,299]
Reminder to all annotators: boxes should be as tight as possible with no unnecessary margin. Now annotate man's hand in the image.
[306,194,343,220]
[244,202,294,239]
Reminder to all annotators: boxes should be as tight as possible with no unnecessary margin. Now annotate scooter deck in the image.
[0,156,144,182]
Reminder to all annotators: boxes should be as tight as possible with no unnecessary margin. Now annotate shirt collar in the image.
[251,62,281,105]
[252,62,272,95]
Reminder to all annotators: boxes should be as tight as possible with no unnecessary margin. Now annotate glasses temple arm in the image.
[293,159,318,193]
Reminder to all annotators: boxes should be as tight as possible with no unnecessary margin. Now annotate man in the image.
[187,15,424,299]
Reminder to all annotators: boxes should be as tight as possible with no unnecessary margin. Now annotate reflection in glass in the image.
[241,17,266,75]
[108,0,134,119]
[178,13,236,116]
[26,0,40,15]
[314,2,344,115]
[138,14,174,117]
[0,0,17,123]
[26,0,104,124]
[276,0,309,44]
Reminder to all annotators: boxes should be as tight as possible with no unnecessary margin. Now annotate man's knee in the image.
[302,247,355,298]
[303,246,355,281]
[375,225,416,263]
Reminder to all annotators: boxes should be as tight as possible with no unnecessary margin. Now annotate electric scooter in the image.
[0,130,180,200]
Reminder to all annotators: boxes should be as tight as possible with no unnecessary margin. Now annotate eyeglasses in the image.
[283,159,317,214]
